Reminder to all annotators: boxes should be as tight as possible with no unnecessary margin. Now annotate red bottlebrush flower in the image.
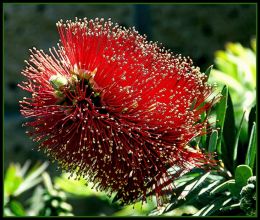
[19,18,219,206]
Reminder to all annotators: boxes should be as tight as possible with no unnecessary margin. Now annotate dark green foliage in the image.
[159,66,257,216]
[240,176,256,216]
[3,163,73,216]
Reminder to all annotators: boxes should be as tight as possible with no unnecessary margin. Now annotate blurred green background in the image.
[3,3,256,216]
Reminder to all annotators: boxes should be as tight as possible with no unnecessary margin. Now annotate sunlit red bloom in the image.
[19,18,218,205]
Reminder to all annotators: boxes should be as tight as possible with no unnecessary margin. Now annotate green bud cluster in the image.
[240,176,256,216]
[39,186,73,216]
[49,70,100,106]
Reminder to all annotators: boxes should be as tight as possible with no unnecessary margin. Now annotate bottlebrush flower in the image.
[19,18,219,206]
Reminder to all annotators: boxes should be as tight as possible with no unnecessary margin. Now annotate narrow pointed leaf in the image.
[215,85,228,155]
[198,180,221,196]
[245,122,256,169]
[194,196,231,216]
[199,112,207,148]
[112,191,122,204]
[24,162,48,183]
[210,179,235,195]
[174,172,210,203]
[220,203,241,212]
[42,172,54,191]
[223,92,236,157]
[191,172,211,190]
[218,91,236,172]
[20,160,31,177]
[28,186,45,214]
[208,130,218,153]
[167,172,208,212]
[248,106,256,140]
[205,65,213,78]
[170,172,203,201]
[210,69,244,92]
[14,177,42,196]
[233,111,246,169]
[173,172,201,186]
[13,162,48,196]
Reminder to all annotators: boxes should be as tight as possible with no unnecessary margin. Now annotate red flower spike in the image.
[19,17,219,206]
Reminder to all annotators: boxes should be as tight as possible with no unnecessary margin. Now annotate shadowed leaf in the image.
[222,92,236,163]
[232,112,246,169]
[210,179,235,195]
[248,105,256,141]
[245,122,256,170]
[208,130,218,153]
[205,65,213,78]
[215,85,228,155]
[9,201,26,216]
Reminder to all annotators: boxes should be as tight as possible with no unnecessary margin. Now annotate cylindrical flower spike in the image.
[19,18,219,206]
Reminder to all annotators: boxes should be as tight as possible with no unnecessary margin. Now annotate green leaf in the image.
[215,50,238,79]
[24,162,49,181]
[227,181,240,197]
[60,202,73,212]
[165,173,225,216]
[197,180,221,196]
[4,164,23,196]
[199,112,207,148]
[176,172,210,199]
[166,172,208,213]
[207,173,225,182]
[222,92,236,160]
[220,203,241,212]
[20,160,31,177]
[14,162,48,196]
[114,200,154,216]
[235,165,253,188]
[13,177,42,197]
[191,172,211,190]
[210,179,235,195]
[4,207,15,216]
[205,65,213,78]
[208,130,218,153]
[245,122,256,169]
[215,85,228,155]
[173,171,202,186]
[232,111,246,169]
[194,196,232,216]
[210,70,244,93]
[42,172,54,191]
[170,172,211,207]
[4,190,9,206]
[162,205,198,216]
[55,173,106,197]
[112,192,121,204]
[27,186,45,216]
[9,200,26,216]
[248,105,256,140]
[211,165,253,198]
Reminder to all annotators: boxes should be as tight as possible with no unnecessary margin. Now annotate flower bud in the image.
[49,74,68,90]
